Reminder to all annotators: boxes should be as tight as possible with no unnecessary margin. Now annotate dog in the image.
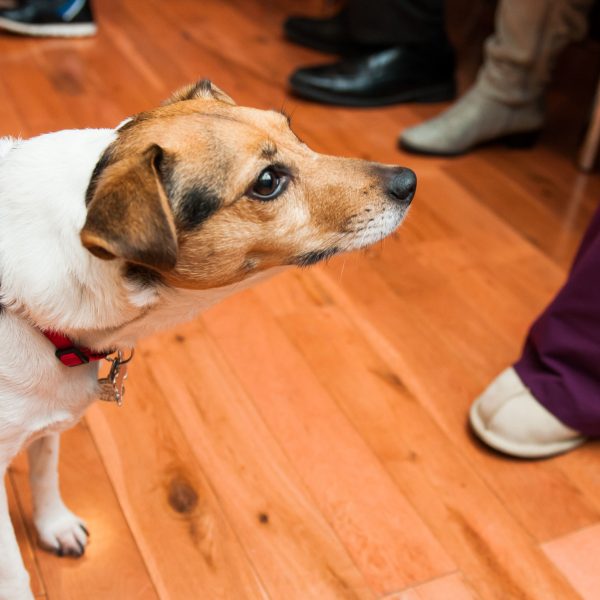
[0,80,415,599]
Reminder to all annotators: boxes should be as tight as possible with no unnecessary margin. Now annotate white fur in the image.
[0,128,280,598]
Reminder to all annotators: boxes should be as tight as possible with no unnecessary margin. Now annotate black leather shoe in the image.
[0,0,96,37]
[289,45,456,107]
[284,12,361,55]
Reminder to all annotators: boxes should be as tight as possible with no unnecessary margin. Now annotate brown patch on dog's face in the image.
[81,80,415,290]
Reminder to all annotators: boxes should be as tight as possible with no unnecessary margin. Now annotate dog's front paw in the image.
[34,505,89,557]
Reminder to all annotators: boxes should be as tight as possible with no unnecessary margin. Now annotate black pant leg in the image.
[344,0,446,45]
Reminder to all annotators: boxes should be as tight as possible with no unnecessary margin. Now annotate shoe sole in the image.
[0,16,96,37]
[399,129,541,157]
[289,80,455,107]
[469,397,586,459]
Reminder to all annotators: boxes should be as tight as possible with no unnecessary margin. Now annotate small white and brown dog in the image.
[0,80,415,599]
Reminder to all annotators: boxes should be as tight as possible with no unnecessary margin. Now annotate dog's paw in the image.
[34,505,89,558]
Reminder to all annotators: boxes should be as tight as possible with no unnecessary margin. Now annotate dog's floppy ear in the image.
[80,144,178,271]
[164,79,236,106]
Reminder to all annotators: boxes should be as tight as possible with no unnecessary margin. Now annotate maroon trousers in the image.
[514,205,600,436]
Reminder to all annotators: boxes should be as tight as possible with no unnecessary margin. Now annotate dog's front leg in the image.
[0,465,33,600]
[28,433,88,557]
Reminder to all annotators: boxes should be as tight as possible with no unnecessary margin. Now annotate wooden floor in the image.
[2,0,600,598]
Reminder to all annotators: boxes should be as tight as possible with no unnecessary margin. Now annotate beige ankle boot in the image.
[400,0,593,155]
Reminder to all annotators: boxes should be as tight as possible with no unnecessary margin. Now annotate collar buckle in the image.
[55,346,91,367]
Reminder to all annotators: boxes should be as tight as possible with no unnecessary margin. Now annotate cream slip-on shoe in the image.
[470,368,586,458]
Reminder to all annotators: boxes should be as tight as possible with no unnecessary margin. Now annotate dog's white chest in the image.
[0,313,100,456]
[0,379,97,456]
[26,409,83,444]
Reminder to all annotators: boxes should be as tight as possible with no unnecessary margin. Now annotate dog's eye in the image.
[249,167,288,201]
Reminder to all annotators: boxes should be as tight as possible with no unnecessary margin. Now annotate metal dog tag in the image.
[98,350,134,406]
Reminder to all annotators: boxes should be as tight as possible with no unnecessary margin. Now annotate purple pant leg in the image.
[514,205,600,436]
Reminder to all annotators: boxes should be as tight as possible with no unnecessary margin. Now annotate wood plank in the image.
[122,330,375,599]
[0,42,77,135]
[0,74,28,136]
[553,442,600,516]
[542,523,600,600]
[9,424,157,600]
[201,292,455,595]
[385,572,478,600]
[86,373,270,600]
[123,0,287,104]
[150,0,322,86]
[34,41,125,130]
[444,155,597,268]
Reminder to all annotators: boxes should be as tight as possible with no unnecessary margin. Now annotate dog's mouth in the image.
[293,247,340,267]
[344,208,408,251]
[341,203,408,251]
[291,203,408,267]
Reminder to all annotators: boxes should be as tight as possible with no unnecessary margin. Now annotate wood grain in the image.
[386,572,477,600]
[86,374,269,600]
[200,299,455,595]
[543,523,600,600]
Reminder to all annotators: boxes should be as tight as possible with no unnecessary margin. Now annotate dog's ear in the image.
[164,79,236,106]
[80,144,178,271]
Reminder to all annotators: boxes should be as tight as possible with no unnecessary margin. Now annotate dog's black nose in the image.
[388,167,417,203]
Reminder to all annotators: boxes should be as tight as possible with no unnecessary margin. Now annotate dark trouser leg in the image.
[514,205,600,436]
[344,0,446,45]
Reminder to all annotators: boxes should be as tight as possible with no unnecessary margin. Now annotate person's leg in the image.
[470,205,600,458]
[288,0,454,106]
[285,0,446,54]
[284,8,360,56]
[345,0,446,46]
[514,205,600,437]
[400,0,593,155]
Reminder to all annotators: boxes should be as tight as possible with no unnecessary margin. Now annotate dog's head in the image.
[80,80,416,289]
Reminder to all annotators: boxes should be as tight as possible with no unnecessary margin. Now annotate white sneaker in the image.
[469,368,586,458]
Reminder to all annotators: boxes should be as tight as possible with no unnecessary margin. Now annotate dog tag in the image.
[98,350,134,406]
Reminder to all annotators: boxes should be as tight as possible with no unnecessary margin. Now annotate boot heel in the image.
[503,130,540,149]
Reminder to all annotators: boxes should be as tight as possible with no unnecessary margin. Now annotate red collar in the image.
[41,330,113,367]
